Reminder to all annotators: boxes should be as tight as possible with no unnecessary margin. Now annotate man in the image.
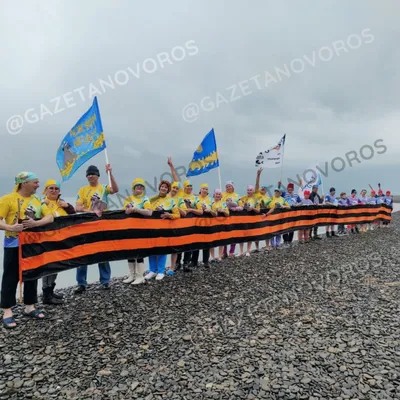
[41,179,76,304]
[280,182,301,245]
[75,164,119,293]
[309,185,322,240]
[383,190,393,227]
[262,188,290,249]
[0,172,54,328]
[324,187,338,237]
[337,192,350,235]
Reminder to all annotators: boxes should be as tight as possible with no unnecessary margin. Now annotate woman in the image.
[147,180,180,281]
[348,189,360,233]
[357,189,368,232]
[210,189,230,261]
[191,183,212,268]
[237,185,260,256]
[123,178,153,285]
[168,181,187,275]
[41,179,76,305]
[262,188,290,249]
[298,190,313,243]
[222,181,240,257]
[254,168,270,251]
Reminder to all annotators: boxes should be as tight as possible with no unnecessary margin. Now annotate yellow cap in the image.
[200,183,208,189]
[183,180,192,188]
[131,178,145,189]
[42,179,60,195]
[172,181,181,189]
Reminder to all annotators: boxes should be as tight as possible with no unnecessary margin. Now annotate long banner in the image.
[19,204,392,281]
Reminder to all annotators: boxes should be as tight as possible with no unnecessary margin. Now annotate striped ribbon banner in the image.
[19,204,392,281]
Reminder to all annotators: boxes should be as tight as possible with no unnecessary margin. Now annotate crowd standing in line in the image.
[0,162,393,328]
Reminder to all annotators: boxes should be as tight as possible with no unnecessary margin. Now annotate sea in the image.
[1,200,398,290]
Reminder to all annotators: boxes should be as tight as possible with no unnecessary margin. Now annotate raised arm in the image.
[106,164,119,194]
[167,157,180,182]
[255,168,262,192]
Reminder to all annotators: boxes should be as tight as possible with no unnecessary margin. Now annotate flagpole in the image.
[104,148,112,190]
[280,136,285,183]
[217,166,222,190]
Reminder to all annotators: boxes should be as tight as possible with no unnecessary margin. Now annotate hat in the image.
[86,165,100,177]
[261,185,268,189]
[287,183,294,189]
[371,190,376,195]
[13,172,38,192]
[225,180,234,188]
[351,189,357,194]
[42,179,61,194]
[183,179,192,188]
[214,188,222,195]
[274,187,281,193]
[171,181,181,189]
[386,190,391,195]
[312,185,318,189]
[200,183,208,189]
[378,190,383,195]
[247,185,254,191]
[131,178,145,189]
[304,190,310,195]
[330,187,336,192]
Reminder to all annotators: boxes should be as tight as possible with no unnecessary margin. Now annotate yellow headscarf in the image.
[183,180,192,189]
[200,183,208,189]
[131,178,146,189]
[42,179,61,195]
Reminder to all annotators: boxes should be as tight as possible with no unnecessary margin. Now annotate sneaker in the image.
[74,285,86,294]
[314,235,322,240]
[245,252,251,257]
[131,277,145,285]
[145,272,157,280]
[155,273,165,280]
[123,275,135,284]
[166,270,175,276]
[102,283,110,290]
[203,263,210,268]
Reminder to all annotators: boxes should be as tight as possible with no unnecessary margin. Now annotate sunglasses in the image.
[48,187,60,191]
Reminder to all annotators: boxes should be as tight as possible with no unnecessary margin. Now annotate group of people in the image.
[0,159,393,328]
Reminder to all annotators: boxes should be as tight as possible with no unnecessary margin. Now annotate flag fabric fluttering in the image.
[186,128,219,177]
[56,97,106,182]
[255,134,286,168]
[298,164,323,196]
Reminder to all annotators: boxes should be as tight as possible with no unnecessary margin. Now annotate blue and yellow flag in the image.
[187,128,219,177]
[56,97,106,182]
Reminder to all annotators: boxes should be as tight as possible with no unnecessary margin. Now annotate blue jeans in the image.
[149,255,167,274]
[76,262,111,286]
[271,235,281,247]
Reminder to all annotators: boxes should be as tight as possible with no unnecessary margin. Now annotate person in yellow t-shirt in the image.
[122,178,153,285]
[190,183,212,269]
[180,179,203,271]
[146,180,180,281]
[209,189,229,262]
[262,188,290,249]
[237,185,261,257]
[0,172,54,329]
[168,182,188,274]
[75,164,119,294]
[41,179,76,306]
[222,181,240,258]
[254,168,271,251]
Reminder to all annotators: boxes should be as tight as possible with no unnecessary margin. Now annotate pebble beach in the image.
[1,215,400,399]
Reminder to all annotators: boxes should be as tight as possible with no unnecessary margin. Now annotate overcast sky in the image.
[1,0,399,199]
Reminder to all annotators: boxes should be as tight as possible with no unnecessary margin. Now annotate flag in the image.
[186,128,219,177]
[255,134,286,168]
[298,164,323,196]
[56,97,106,182]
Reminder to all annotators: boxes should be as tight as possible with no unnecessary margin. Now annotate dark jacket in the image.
[309,191,322,205]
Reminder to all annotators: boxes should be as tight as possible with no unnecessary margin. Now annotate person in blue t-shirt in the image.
[337,192,350,235]
[280,183,301,245]
[324,187,338,238]
[383,190,393,227]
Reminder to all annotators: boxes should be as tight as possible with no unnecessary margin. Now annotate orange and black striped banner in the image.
[19,204,392,281]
